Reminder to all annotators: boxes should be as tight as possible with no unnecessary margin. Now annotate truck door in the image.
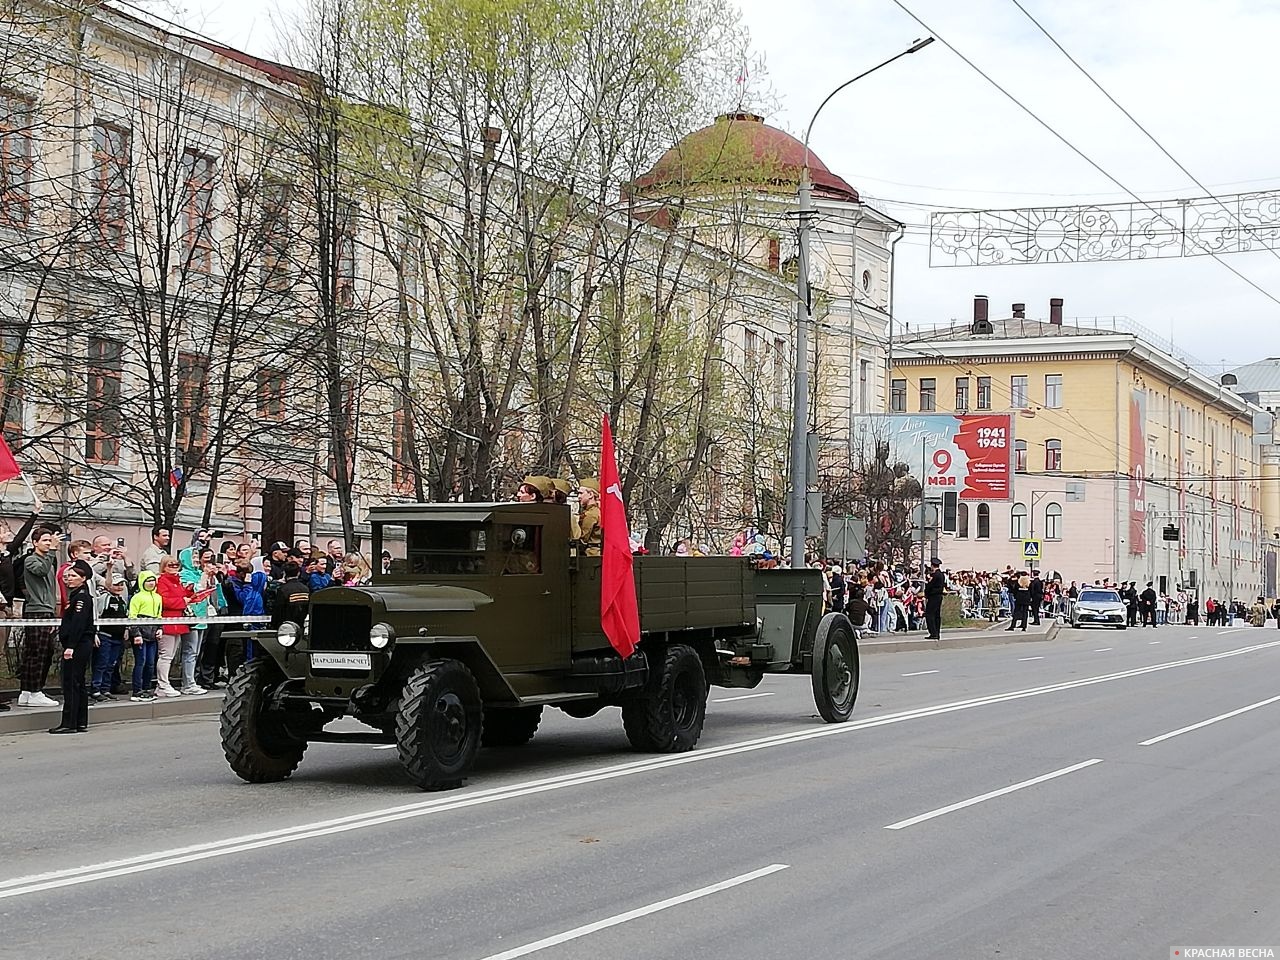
[492,522,569,671]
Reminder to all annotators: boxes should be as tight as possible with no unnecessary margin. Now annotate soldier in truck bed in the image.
[577,478,602,556]
[549,478,581,540]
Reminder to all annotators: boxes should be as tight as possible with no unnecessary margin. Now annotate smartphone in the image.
[116,537,126,547]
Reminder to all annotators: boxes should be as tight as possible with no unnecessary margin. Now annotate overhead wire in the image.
[885,0,1280,310]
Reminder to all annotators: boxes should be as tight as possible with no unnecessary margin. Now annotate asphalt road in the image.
[2,623,1278,960]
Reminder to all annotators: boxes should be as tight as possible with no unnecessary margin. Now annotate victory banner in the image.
[851,414,1015,501]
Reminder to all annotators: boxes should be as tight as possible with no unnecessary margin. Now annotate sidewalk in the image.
[861,620,1060,654]
[0,690,226,734]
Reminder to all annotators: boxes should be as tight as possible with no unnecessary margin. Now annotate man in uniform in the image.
[50,559,96,734]
[1029,569,1045,626]
[924,557,945,641]
[549,478,580,540]
[578,478,602,556]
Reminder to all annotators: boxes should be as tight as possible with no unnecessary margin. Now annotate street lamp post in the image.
[789,37,934,568]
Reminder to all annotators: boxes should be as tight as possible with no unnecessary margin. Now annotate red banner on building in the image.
[1128,389,1147,555]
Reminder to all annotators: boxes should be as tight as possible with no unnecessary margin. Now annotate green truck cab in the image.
[220,502,860,790]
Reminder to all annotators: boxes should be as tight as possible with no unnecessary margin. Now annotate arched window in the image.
[977,503,991,540]
[1045,502,1063,539]
[1010,502,1027,539]
[1045,438,1062,471]
[957,502,969,539]
[1014,439,1027,473]
[862,269,871,291]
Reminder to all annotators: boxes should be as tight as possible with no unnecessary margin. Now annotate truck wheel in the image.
[481,705,543,747]
[621,644,706,753]
[220,659,307,783]
[811,612,859,723]
[396,659,483,791]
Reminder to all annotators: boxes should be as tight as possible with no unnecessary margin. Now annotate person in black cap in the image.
[924,558,946,641]
[50,559,96,734]
[266,541,289,581]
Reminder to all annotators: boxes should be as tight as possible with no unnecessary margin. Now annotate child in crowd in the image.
[90,576,129,702]
[127,571,162,701]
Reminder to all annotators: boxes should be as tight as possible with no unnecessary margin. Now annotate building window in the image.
[1010,502,1027,539]
[1011,375,1028,408]
[92,123,130,250]
[0,93,33,228]
[0,325,23,444]
[957,502,969,539]
[182,150,215,273]
[1014,439,1027,472]
[773,338,788,409]
[955,376,969,412]
[919,377,936,412]
[262,181,291,288]
[977,376,991,410]
[891,378,906,413]
[391,391,414,495]
[861,269,871,292]
[1045,502,1063,540]
[335,200,357,306]
[744,328,760,371]
[1045,438,1062,471]
[176,352,209,458]
[859,359,870,412]
[256,367,286,419]
[976,503,990,540]
[767,237,780,272]
[85,337,122,464]
[1045,374,1062,409]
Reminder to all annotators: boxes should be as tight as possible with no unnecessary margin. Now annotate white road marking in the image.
[901,670,940,677]
[371,744,397,750]
[475,864,789,960]
[710,692,775,703]
[1188,636,1198,639]
[1148,641,1161,645]
[884,759,1104,830]
[1093,648,1113,652]
[1139,694,1280,746]
[1017,657,1044,662]
[4,638,1278,900]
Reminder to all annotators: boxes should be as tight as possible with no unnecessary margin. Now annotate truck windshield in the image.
[376,522,488,576]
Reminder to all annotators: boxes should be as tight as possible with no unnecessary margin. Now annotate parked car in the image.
[1070,589,1127,629]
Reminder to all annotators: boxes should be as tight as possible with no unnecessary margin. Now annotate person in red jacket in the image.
[155,554,212,697]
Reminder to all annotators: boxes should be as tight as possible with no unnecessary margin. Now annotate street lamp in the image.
[789,37,935,568]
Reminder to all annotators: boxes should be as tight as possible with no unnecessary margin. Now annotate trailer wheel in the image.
[621,644,706,752]
[396,659,483,791]
[811,613,860,723]
[220,659,307,782]
[481,705,543,747]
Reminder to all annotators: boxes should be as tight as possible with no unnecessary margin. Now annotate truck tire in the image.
[396,659,483,791]
[621,644,706,753]
[811,612,859,723]
[220,659,307,783]
[481,705,543,747]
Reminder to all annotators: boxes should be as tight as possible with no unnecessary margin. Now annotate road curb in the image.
[0,692,225,734]
[861,621,1059,654]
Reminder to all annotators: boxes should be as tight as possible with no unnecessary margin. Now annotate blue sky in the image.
[168,0,1280,371]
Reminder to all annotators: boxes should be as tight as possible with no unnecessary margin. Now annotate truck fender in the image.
[395,636,520,704]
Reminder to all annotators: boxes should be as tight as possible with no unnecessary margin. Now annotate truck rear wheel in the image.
[396,659,483,791]
[811,612,859,723]
[481,705,543,747]
[621,644,706,753]
[220,659,307,783]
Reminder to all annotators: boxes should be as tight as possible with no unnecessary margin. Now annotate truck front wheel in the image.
[396,659,483,790]
[621,644,706,753]
[220,659,307,783]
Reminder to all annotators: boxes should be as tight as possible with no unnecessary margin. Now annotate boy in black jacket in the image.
[91,576,130,701]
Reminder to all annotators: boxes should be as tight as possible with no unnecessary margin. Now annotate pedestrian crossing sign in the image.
[1022,539,1042,562]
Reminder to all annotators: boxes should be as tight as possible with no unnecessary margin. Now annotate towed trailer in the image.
[220,502,860,790]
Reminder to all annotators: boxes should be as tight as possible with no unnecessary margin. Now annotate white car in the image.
[1071,589,1127,629]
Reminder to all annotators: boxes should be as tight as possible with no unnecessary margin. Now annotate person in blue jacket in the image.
[222,561,267,662]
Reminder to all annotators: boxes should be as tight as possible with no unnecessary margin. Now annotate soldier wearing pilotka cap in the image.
[577,478,602,556]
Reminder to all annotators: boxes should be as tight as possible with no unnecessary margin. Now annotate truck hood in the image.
[313,584,493,613]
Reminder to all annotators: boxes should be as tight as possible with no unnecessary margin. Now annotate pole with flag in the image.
[599,415,639,659]
[0,434,37,503]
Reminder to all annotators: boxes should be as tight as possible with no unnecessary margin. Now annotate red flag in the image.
[0,435,20,483]
[600,415,639,659]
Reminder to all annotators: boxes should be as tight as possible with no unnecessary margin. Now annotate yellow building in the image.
[892,297,1271,602]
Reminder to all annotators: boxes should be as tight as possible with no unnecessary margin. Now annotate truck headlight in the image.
[278,622,299,648]
[370,622,395,650]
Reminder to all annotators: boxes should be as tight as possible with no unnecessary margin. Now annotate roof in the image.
[900,318,1105,343]
[1224,358,1280,394]
[631,112,859,203]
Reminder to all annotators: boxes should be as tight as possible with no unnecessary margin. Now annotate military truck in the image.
[220,502,859,791]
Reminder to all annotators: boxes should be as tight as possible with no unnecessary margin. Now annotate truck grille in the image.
[309,604,373,652]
